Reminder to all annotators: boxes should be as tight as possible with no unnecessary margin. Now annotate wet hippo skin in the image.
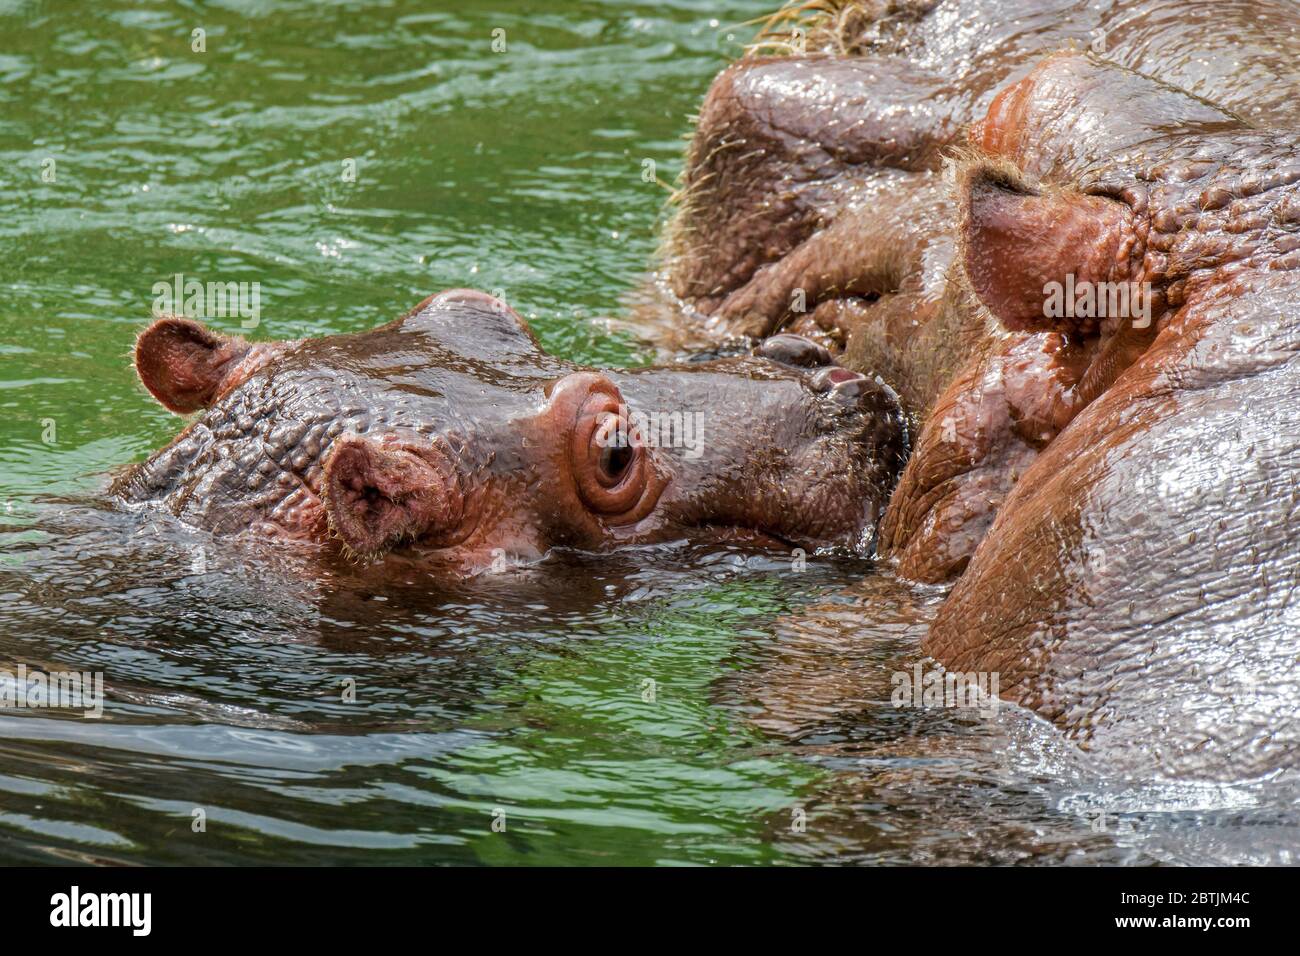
[662,0,1300,368]
[115,291,907,574]
[656,0,1300,778]
[926,54,1300,779]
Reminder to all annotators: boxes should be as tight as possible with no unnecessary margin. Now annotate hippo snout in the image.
[755,333,834,368]
[758,332,907,426]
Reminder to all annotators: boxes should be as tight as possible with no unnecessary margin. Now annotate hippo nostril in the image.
[808,366,864,393]
[756,333,833,368]
[808,365,900,413]
[827,376,874,408]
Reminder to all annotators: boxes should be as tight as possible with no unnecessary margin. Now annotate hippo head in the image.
[654,1,1300,778]
[884,52,1300,777]
[118,290,906,572]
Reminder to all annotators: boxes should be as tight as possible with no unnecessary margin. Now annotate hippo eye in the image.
[598,442,634,483]
[586,409,644,494]
[567,388,653,518]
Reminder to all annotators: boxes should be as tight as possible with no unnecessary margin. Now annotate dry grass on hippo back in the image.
[750,0,941,58]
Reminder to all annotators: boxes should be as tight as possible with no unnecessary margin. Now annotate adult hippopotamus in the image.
[114,290,906,572]
[652,0,1300,778]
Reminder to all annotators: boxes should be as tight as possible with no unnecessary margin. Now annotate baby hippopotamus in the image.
[113,290,906,572]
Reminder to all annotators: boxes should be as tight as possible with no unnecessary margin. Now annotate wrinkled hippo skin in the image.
[930,54,1300,780]
[660,0,1300,778]
[115,290,906,573]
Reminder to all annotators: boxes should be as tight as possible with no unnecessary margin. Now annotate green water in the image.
[0,0,771,495]
[0,0,851,866]
[1,0,1265,866]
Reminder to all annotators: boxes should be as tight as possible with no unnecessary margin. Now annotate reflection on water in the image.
[0,500,856,865]
[2,501,1295,865]
[0,0,1295,865]
[722,577,1300,865]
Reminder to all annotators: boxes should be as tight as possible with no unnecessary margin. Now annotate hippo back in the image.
[927,215,1300,783]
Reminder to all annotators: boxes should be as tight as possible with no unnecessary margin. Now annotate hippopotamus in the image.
[651,0,1300,778]
[113,290,906,573]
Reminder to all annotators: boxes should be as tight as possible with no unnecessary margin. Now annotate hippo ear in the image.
[392,289,543,361]
[322,433,464,557]
[135,317,252,414]
[959,163,1137,334]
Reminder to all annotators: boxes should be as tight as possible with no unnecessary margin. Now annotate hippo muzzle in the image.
[115,290,906,572]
